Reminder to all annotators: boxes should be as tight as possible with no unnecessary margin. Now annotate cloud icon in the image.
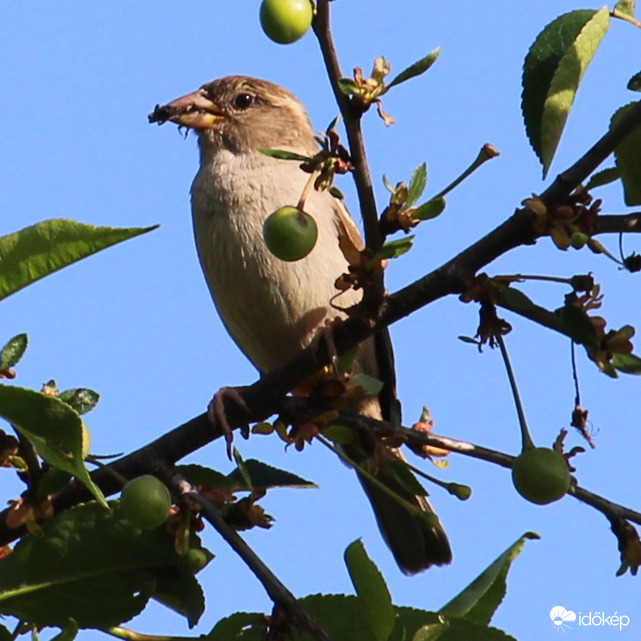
[550,606,577,628]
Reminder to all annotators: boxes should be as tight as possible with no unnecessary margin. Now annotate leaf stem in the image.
[611,9,641,29]
[101,627,189,641]
[433,143,500,200]
[86,457,130,487]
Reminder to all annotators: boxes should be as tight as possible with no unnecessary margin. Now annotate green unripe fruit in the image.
[263,206,318,261]
[121,475,171,530]
[570,231,589,249]
[260,0,313,44]
[512,447,571,505]
[183,548,209,573]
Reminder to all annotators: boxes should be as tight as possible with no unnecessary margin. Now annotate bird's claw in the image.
[207,386,251,459]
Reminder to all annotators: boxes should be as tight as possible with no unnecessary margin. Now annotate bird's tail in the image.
[355,449,452,574]
[348,332,452,573]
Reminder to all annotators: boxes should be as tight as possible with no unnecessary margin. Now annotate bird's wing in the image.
[331,196,365,257]
[330,196,400,424]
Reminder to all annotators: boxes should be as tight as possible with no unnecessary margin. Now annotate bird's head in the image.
[149,75,316,155]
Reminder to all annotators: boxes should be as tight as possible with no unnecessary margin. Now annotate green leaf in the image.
[522,8,610,177]
[406,163,428,207]
[375,236,415,261]
[387,48,440,90]
[226,459,317,490]
[0,501,200,628]
[612,352,641,374]
[393,606,518,641]
[255,147,313,162]
[325,114,341,135]
[498,286,536,314]
[336,345,359,374]
[338,78,360,96]
[207,612,264,641]
[584,166,621,190]
[0,334,28,369]
[344,541,395,641]
[300,594,377,641]
[39,467,74,496]
[615,0,636,18]
[628,71,641,92]
[177,463,238,492]
[59,388,100,415]
[232,448,253,490]
[152,565,205,628]
[439,532,540,625]
[0,219,157,302]
[412,198,445,222]
[0,625,13,641]
[0,385,106,507]
[350,373,385,396]
[330,186,345,200]
[612,102,641,205]
[255,595,519,641]
[560,305,599,347]
[321,424,355,446]
[382,174,396,194]
[410,617,517,641]
[411,622,448,641]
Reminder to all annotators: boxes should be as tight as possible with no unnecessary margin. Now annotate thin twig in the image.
[319,404,641,526]
[171,474,334,641]
[571,485,641,525]
[541,101,641,206]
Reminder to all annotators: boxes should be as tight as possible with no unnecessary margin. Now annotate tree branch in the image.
[2,44,641,556]
[306,402,641,526]
[540,100,641,206]
[596,212,641,235]
[313,0,381,249]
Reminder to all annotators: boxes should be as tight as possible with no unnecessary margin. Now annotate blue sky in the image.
[2,2,640,640]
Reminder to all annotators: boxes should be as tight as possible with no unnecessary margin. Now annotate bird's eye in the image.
[233,93,254,110]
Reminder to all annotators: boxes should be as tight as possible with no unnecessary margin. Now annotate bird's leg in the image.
[207,386,251,459]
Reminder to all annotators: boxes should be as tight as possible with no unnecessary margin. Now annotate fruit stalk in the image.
[496,334,535,452]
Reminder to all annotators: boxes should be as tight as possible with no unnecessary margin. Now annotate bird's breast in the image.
[190,153,360,373]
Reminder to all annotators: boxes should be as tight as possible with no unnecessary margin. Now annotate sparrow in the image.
[149,75,452,573]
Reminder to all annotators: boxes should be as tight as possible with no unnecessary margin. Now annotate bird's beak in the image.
[148,89,224,130]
